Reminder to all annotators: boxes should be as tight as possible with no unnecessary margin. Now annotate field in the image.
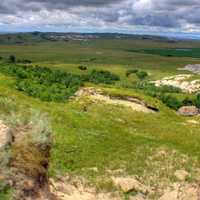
[129,48,200,58]
[1,36,200,199]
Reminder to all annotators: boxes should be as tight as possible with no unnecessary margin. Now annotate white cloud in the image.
[0,0,200,34]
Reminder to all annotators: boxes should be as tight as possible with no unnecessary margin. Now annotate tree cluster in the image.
[134,82,200,110]
[83,69,120,84]
[0,63,120,102]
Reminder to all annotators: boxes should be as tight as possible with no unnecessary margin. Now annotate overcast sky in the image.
[0,0,200,36]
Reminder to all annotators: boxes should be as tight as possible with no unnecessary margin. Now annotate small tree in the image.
[9,55,16,63]
[136,71,148,80]
[194,94,200,108]
[78,65,87,71]
[126,69,138,77]
[182,97,194,106]
[159,94,182,110]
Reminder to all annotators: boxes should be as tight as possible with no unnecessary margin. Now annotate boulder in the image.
[174,170,189,181]
[111,177,149,194]
[178,106,199,116]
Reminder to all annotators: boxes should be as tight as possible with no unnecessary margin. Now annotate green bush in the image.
[9,55,16,63]
[136,71,148,80]
[0,64,83,102]
[0,182,11,200]
[0,64,120,102]
[134,82,183,110]
[17,59,32,64]
[78,65,87,71]
[126,69,138,77]
[135,82,181,94]
[182,97,194,106]
[194,94,200,108]
[84,70,120,84]
[158,93,182,110]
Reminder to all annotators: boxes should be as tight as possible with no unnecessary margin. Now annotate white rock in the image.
[112,177,149,194]
[174,170,189,181]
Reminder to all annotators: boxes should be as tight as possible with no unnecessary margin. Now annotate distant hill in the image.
[0,32,179,44]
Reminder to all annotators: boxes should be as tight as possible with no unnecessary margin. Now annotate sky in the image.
[0,0,200,37]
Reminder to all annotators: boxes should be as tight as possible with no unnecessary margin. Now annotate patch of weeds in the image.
[95,177,116,193]
[140,147,200,199]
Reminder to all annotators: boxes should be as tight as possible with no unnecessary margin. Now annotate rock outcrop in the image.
[111,177,150,194]
[178,106,199,116]
[153,74,200,93]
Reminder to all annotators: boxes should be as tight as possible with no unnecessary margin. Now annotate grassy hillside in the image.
[0,36,200,199]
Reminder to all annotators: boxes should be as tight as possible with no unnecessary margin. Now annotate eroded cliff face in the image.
[0,111,55,200]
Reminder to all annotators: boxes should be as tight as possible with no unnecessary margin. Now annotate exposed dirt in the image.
[184,64,200,74]
[48,147,200,200]
[75,87,157,113]
[153,74,200,93]
[159,183,200,200]
[0,121,54,200]
[50,176,121,200]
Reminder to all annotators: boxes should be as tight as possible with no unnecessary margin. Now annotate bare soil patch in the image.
[50,176,121,200]
[184,64,200,74]
[153,74,200,93]
[75,87,157,113]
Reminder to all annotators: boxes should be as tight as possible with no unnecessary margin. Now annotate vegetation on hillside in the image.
[83,69,120,84]
[1,36,200,199]
[128,48,200,58]
[0,95,51,199]
[0,61,120,102]
[0,64,83,102]
[134,82,200,110]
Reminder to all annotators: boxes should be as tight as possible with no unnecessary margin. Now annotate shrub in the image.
[136,71,148,80]
[134,82,183,110]
[194,94,200,108]
[84,70,120,84]
[126,69,138,77]
[158,94,182,110]
[182,97,194,106]
[0,64,120,102]
[134,82,181,94]
[9,55,16,63]
[0,64,83,102]
[17,59,32,64]
[78,65,87,71]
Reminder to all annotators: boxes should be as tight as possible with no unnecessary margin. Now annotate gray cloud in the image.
[132,15,180,28]
[0,0,124,13]
[0,0,200,33]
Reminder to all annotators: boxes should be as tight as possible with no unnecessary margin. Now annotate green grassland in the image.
[129,48,200,58]
[1,37,200,199]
